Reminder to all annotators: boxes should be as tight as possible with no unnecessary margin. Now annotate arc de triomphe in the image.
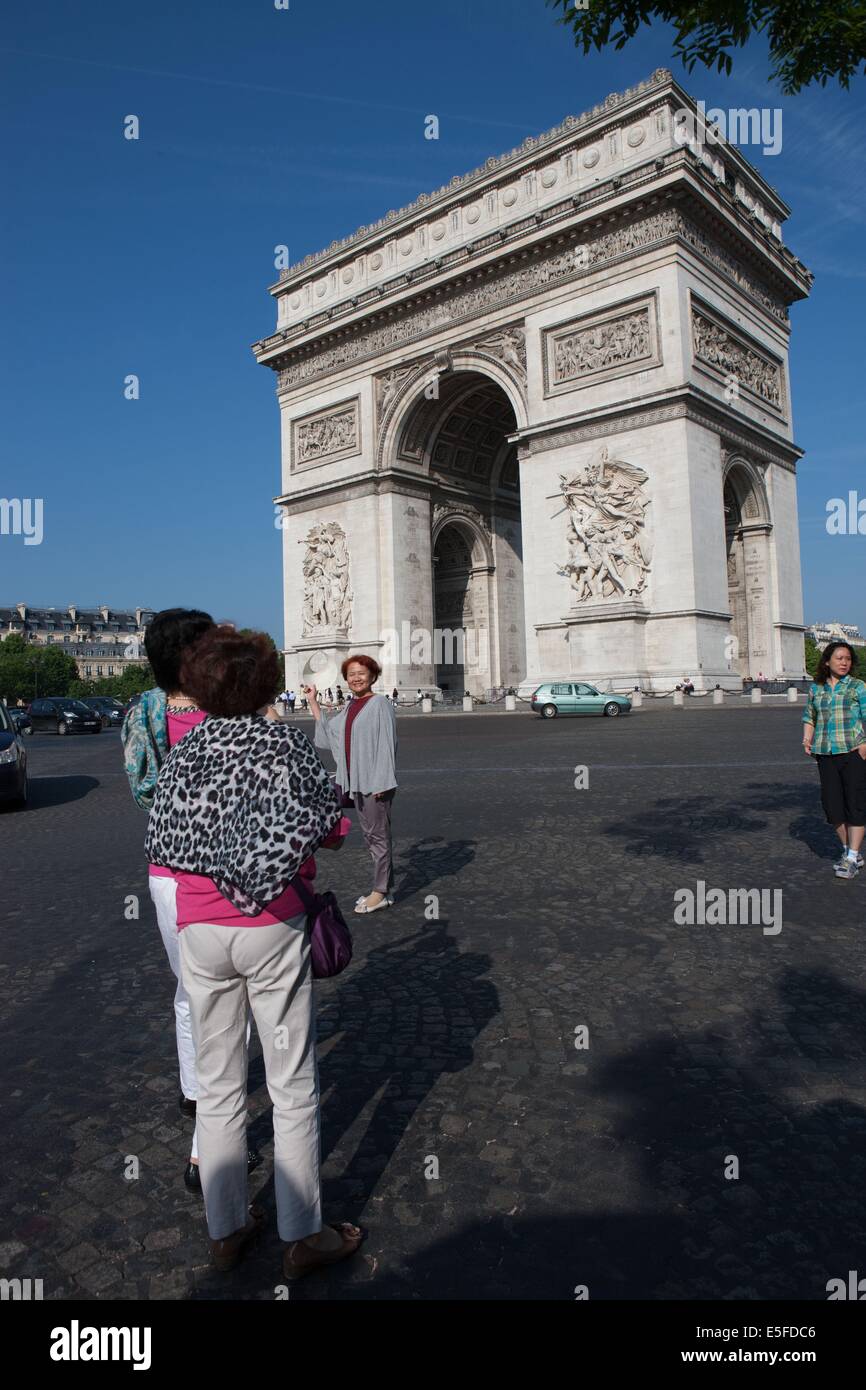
[253,69,811,696]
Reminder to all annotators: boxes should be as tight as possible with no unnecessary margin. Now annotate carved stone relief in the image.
[544,294,660,394]
[275,205,790,392]
[301,522,353,634]
[292,399,360,468]
[692,307,783,410]
[474,326,527,379]
[555,447,652,602]
[376,363,421,423]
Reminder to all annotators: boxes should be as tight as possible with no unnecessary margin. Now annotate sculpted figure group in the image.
[556,447,652,603]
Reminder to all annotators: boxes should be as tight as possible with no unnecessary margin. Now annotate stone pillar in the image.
[713,688,724,705]
[673,690,684,706]
[751,685,762,704]
[422,697,433,713]
[505,694,516,711]
[632,691,642,707]
[787,686,799,703]
[462,695,473,712]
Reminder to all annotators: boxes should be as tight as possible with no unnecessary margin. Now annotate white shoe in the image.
[354,895,394,915]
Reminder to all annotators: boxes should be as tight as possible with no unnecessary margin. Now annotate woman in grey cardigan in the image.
[305,654,398,914]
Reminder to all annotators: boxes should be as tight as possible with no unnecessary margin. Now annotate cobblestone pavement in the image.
[1,708,864,1301]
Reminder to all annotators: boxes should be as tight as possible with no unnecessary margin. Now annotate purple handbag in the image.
[291,871,353,979]
[333,779,355,809]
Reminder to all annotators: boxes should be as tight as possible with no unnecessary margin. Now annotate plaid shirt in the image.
[803,675,866,754]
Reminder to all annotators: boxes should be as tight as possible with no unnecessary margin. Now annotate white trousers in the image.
[149,875,200,1160]
[179,915,322,1242]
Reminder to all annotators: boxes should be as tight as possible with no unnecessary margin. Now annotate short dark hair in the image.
[340,653,381,681]
[815,640,858,685]
[179,625,281,717]
[144,608,214,692]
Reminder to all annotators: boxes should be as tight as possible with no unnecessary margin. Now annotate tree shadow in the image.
[356,965,866,1299]
[737,781,838,860]
[603,795,768,861]
[187,921,499,1298]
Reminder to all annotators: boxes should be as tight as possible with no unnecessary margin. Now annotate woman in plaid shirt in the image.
[802,641,866,879]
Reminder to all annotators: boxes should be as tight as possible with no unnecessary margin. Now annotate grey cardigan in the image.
[314,694,398,796]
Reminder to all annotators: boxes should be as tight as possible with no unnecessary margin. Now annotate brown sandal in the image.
[210,1204,265,1272]
[282,1222,364,1282]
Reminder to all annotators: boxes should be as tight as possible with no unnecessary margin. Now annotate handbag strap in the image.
[290,870,316,913]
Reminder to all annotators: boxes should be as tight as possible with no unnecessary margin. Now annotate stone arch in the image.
[722,454,772,679]
[723,455,770,526]
[431,506,493,569]
[376,350,528,475]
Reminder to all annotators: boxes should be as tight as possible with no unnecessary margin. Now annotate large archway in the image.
[724,460,772,679]
[395,369,525,697]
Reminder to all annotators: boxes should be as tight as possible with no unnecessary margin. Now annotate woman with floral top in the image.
[802,641,866,879]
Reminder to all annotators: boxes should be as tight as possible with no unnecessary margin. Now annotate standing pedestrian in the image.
[391,687,399,705]
[802,641,866,879]
[305,654,398,914]
[336,684,344,706]
[287,689,296,712]
[122,608,217,1191]
[146,625,361,1277]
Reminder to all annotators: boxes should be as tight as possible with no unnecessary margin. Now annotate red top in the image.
[344,692,373,779]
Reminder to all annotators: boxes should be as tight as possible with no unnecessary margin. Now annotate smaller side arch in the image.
[723,455,771,527]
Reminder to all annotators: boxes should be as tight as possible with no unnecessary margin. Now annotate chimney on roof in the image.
[16,603,26,619]
[68,604,77,621]
[100,605,109,622]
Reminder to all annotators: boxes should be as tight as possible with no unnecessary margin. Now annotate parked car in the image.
[28,697,102,735]
[530,682,632,719]
[8,708,33,735]
[0,703,28,807]
[81,696,126,728]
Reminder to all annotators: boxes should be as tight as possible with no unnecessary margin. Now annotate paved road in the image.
[2,708,864,1301]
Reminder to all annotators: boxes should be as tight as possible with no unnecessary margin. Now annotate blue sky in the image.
[1,0,864,643]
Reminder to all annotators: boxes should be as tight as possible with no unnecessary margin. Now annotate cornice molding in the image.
[255,159,808,371]
[263,200,799,399]
[510,386,802,472]
[266,67,792,294]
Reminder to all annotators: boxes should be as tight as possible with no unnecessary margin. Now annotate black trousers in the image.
[816,750,866,826]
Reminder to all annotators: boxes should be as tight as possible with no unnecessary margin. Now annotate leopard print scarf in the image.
[144,714,341,916]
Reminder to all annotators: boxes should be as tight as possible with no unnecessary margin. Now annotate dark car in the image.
[81,696,126,729]
[0,703,28,808]
[29,697,102,735]
[8,707,33,735]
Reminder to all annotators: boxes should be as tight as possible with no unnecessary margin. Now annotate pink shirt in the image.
[146,707,350,928]
[175,816,351,930]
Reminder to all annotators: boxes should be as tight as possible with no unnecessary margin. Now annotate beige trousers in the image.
[179,914,322,1242]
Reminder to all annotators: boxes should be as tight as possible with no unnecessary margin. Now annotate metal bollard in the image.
[751,686,762,704]
[713,688,724,705]
[505,694,516,711]
[631,691,642,708]
[787,686,799,703]
[462,695,473,712]
[673,690,684,706]
[421,697,433,713]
